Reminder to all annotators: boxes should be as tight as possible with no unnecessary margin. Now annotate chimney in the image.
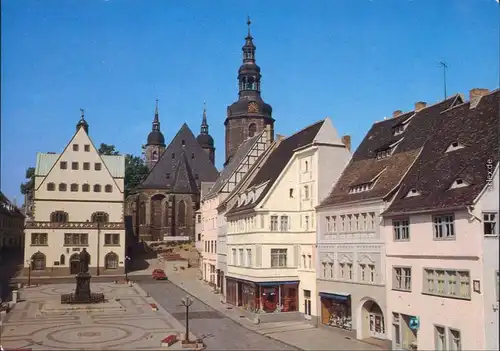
[265,124,273,147]
[341,135,351,151]
[276,134,286,141]
[414,101,427,112]
[392,110,403,118]
[469,88,489,109]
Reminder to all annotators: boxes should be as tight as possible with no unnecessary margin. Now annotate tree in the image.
[20,167,35,195]
[125,154,149,197]
[98,143,120,156]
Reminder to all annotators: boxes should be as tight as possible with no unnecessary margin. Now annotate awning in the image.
[257,281,300,286]
[319,292,351,301]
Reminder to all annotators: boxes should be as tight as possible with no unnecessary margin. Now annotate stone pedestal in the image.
[75,272,91,301]
[12,290,18,304]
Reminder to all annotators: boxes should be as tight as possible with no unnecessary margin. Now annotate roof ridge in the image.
[277,118,326,141]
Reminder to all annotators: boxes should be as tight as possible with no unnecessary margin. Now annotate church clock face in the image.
[248,101,259,113]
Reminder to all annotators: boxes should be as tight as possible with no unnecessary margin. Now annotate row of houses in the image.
[197,88,499,350]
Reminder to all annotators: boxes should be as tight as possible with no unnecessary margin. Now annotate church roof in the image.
[138,123,219,192]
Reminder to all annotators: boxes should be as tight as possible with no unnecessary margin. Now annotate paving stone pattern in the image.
[1,283,186,350]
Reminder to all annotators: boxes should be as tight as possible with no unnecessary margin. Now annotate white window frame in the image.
[434,325,447,351]
[483,212,498,236]
[325,216,331,232]
[433,214,455,240]
[423,268,471,299]
[280,215,289,232]
[369,264,375,282]
[270,215,278,231]
[246,249,252,267]
[393,219,410,241]
[448,328,462,351]
[393,266,412,291]
[271,248,287,268]
[232,248,236,264]
[239,249,244,266]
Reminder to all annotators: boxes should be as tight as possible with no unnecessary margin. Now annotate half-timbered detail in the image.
[23,111,126,277]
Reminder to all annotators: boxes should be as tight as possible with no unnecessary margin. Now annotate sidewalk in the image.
[167,268,385,351]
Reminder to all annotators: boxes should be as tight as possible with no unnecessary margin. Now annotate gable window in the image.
[289,188,294,198]
[72,144,79,151]
[270,216,278,231]
[60,161,67,169]
[71,162,79,170]
[83,162,90,170]
[84,144,90,152]
[181,139,185,146]
[47,182,56,191]
[94,162,102,171]
[280,215,289,232]
[70,183,78,192]
[50,211,68,223]
[484,212,498,236]
[82,184,90,192]
[105,184,113,193]
[270,248,287,267]
[424,268,470,299]
[93,184,101,192]
[58,183,67,192]
[91,211,109,223]
[393,219,410,241]
[393,266,412,291]
[433,214,455,240]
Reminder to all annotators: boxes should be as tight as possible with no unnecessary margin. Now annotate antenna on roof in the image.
[439,61,448,99]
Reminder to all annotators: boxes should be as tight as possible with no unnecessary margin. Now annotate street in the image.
[139,280,299,350]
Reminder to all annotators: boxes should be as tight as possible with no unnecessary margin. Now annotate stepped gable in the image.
[227,120,325,214]
[384,89,499,215]
[204,131,263,200]
[139,123,219,191]
[318,95,461,208]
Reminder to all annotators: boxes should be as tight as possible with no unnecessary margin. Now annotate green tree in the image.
[98,143,120,156]
[20,167,35,195]
[124,154,149,197]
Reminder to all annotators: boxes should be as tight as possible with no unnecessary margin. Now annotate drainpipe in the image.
[467,205,481,222]
[97,221,100,276]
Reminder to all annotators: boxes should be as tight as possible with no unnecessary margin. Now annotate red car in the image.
[152,268,168,280]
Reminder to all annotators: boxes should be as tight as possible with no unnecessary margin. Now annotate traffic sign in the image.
[409,316,420,330]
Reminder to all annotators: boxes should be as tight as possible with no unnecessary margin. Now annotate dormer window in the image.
[445,141,465,153]
[449,178,469,189]
[405,188,421,198]
[376,149,392,160]
[375,138,404,160]
[349,168,386,194]
[393,124,405,136]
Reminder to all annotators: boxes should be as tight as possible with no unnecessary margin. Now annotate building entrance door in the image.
[70,254,80,275]
[369,313,385,339]
[304,290,312,320]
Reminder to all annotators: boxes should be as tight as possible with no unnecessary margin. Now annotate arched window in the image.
[31,252,46,271]
[105,184,113,193]
[59,183,67,191]
[82,184,90,192]
[70,253,79,262]
[93,184,101,192]
[60,254,65,265]
[139,202,146,225]
[70,183,78,192]
[248,123,257,137]
[177,200,186,227]
[105,252,119,269]
[50,211,68,223]
[47,182,55,191]
[152,150,158,161]
[91,211,109,223]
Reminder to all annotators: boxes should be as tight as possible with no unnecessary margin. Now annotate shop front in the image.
[226,278,238,306]
[216,269,225,296]
[320,292,352,330]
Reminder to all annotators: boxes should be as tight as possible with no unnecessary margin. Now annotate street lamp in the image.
[26,259,33,287]
[180,295,194,342]
[125,256,131,282]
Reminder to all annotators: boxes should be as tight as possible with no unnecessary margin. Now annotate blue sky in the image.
[1,0,499,204]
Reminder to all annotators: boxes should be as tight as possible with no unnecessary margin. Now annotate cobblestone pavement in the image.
[139,280,299,350]
[1,283,187,350]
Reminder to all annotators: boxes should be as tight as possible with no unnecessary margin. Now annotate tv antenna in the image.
[439,61,448,99]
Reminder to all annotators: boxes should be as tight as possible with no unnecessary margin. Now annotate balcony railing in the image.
[25,221,124,230]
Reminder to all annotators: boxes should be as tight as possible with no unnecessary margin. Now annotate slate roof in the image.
[226,120,325,215]
[384,89,499,215]
[138,123,219,193]
[318,95,462,208]
[0,191,24,218]
[203,131,264,201]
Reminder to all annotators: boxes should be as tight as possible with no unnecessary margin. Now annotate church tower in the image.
[196,103,215,165]
[145,99,166,170]
[224,17,274,165]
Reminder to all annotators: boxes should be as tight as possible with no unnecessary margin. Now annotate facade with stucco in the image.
[24,116,126,277]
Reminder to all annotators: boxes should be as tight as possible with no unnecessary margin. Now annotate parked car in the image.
[152,268,168,280]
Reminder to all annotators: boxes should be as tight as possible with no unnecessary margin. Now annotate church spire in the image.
[238,16,261,97]
[152,99,160,132]
[200,102,209,135]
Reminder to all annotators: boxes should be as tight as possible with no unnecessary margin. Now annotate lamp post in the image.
[125,256,131,282]
[96,221,101,276]
[26,259,33,287]
[180,295,194,342]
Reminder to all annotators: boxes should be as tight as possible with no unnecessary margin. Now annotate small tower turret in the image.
[196,102,215,165]
[145,99,166,170]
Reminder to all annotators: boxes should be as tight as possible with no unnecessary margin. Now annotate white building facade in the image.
[24,116,126,277]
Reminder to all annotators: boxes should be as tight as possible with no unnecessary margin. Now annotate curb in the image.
[167,279,303,351]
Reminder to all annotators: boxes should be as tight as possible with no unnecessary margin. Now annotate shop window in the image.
[321,296,352,330]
